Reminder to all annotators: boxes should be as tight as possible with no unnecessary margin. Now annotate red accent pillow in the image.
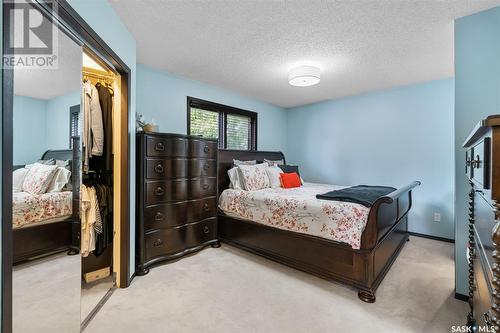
[280,172,301,189]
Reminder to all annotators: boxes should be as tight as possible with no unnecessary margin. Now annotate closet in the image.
[80,51,127,323]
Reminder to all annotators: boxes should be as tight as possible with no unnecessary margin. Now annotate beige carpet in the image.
[13,253,81,333]
[85,237,466,333]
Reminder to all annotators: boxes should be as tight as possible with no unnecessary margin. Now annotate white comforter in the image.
[218,183,370,249]
[13,191,72,229]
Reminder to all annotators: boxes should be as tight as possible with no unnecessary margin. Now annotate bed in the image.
[13,139,81,264]
[217,149,420,302]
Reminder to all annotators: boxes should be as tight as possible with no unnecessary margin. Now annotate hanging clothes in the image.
[93,183,113,257]
[95,82,113,173]
[82,80,104,173]
[81,184,100,257]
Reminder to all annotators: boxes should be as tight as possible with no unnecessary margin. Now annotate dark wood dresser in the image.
[463,115,500,331]
[136,132,219,275]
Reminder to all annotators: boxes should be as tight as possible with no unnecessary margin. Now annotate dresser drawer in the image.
[145,228,185,261]
[473,251,492,328]
[189,139,217,159]
[146,158,217,179]
[469,137,491,189]
[145,177,217,204]
[474,192,496,274]
[146,136,189,157]
[144,218,217,262]
[186,217,217,248]
[144,197,217,231]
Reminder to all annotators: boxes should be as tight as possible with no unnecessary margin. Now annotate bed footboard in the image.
[360,181,421,250]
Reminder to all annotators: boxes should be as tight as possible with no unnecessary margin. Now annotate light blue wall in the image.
[67,0,137,279]
[13,91,80,165]
[12,96,48,165]
[286,79,455,239]
[46,90,80,150]
[454,7,500,295]
[137,64,288,152]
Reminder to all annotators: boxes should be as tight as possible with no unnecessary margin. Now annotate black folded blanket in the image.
[316,185,396,207]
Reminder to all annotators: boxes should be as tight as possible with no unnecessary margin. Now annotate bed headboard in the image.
[217,149,286,197]
[41,149,73,161]
[12,149,74,170]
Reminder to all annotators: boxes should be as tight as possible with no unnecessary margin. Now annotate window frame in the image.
[187,96,257,150]
[69,104,80,148]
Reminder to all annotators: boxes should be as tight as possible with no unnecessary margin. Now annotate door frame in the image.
[1,0,131,331]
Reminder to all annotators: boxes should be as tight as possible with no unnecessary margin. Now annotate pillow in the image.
[56,159,71,170]
[56,159,69,167]
[22,163,58,195]
[264,158,284,167]
[238,163,270,191]
[46,167,72,193]
[227,166,244,190]
[278,165,303,184]
[233,159,256,166]
[266,165,283,189]
[12,168,29,193]
[25,158,55,169]
[280,172,301,189]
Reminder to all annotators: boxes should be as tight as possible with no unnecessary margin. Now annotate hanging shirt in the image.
[95,82,113,172]
[80,185,100,257]
[82,80,104,172]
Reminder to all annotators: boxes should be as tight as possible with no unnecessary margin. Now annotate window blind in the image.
[189,108,219,139]
[226,114,250,150]
[69,107,80,148]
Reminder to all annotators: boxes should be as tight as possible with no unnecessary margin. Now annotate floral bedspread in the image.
[13,191,72,229]
[218,183,370,249]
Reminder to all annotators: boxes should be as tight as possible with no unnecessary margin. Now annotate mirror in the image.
[11,5,83,332]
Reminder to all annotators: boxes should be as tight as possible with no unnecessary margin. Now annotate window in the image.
[69,104,80,148]
[187,97,257,150]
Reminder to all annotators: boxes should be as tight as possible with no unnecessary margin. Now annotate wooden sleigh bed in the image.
[13,138,81,264]
[217,149,420,302]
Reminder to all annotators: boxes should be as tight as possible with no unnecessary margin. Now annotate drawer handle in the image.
[153,239,163,247]
[155,186,165,196]
[204,226,210,234]
[484,311,491,325]
[155,142,165,151]
[203,163,210,171]
[203,184,209,190]
[204,145,210,153]
[472,154,481,168]
[155,212,164,221]
[203,203,210,212]
[154,164,164,173]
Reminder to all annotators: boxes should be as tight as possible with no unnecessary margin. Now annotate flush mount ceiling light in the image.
[288,65,321,87]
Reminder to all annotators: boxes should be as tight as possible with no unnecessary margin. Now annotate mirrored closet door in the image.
[11,5,83,332]
[3,1,131,331]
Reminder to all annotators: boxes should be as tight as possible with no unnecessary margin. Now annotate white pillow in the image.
[22,163,58,195]
[228,166,244,190]
[46,167,72,193]
[13,168,29,193]
[238,163,270,191]
[233,159,256,166]
[264,158,284,167]
[266,165,283,189]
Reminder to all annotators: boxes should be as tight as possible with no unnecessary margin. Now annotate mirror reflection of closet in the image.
[12,22,83,333]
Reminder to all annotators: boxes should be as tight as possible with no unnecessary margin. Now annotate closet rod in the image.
[82,71,114,81]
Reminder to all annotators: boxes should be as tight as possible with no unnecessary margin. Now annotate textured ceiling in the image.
[110,0,500,108]
[14,29,82,100]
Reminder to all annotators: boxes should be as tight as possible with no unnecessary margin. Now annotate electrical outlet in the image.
[433,212,441,222]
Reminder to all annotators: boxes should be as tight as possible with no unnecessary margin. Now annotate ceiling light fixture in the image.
[288,65,321,87]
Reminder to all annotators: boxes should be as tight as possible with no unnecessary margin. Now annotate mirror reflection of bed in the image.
[12,26,82,332]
